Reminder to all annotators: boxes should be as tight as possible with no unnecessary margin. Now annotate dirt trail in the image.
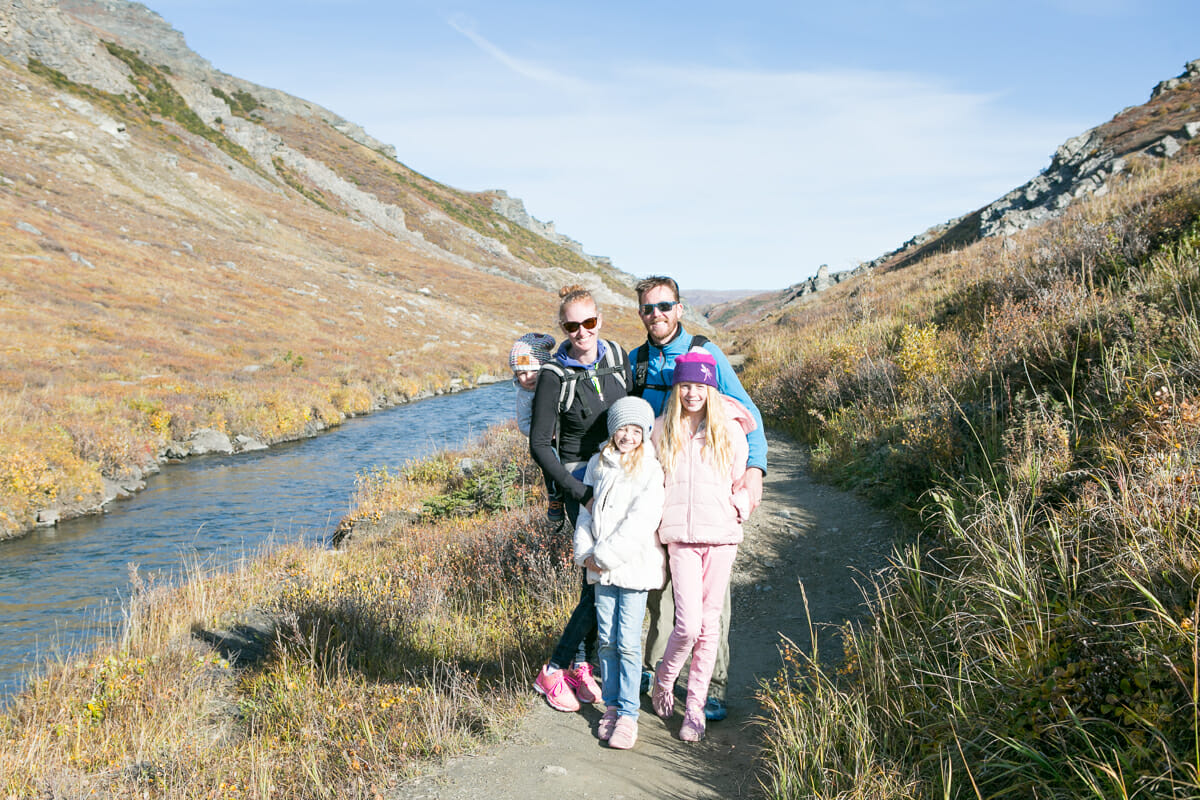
[396,430,898,799]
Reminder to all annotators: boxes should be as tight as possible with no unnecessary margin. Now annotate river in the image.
[0,381,515,700]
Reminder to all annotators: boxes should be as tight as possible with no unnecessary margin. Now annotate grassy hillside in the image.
[0,44,645,540]
[738,147,1200,796]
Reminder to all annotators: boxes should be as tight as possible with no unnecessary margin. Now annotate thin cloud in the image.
[447,15,588,93]
[331,44,1084,287]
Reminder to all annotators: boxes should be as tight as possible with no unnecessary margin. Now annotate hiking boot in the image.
[566,661,601,704]
[704,697,728,721]
[546,499,564,522]
[679,708,705,742]
[597,706,619,741]
[640,668,654,695]
[533,664,580,712]
[608,716,638,750]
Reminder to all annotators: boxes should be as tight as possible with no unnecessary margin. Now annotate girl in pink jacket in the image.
[650,350,755,742]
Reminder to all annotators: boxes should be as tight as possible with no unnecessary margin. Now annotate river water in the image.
[0,382,515,699]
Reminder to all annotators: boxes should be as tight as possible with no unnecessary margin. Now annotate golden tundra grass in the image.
[0,54,647,539]
[0,425,577,799]
[744,151,1200,797]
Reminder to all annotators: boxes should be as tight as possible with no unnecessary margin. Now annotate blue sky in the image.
[144,1,1199,292]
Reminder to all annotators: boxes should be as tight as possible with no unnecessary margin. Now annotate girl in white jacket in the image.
[573,396,665,750]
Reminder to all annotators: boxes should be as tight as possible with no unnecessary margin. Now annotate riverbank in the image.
[397,429,897,799]
[2,372,507,542]
[0,419,902,799]
[1,423,575,796]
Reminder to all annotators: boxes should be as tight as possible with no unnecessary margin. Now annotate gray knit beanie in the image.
[606,396,654,438]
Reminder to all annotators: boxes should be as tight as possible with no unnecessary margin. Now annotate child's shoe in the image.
[704,697,728,721]
[546,499,564,523]
[597,706,619,741]
[608,716,638,750]
[533,664,580,712]
[566,661,601,704]
[679,708,705,742]
[651,666,674,719]
[640,668,654,695]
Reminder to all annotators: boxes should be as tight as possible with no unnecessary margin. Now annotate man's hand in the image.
[583,555,600,573]
[733,467,764,515]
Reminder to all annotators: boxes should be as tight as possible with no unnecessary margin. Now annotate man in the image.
[630,275,766,722]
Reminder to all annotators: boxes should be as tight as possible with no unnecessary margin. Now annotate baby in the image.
[509,333,563,522]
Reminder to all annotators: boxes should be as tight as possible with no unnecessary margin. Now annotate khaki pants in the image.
[643,570,730,701]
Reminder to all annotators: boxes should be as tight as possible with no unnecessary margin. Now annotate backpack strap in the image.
[541,341,628,419]
[633,335,710,396]
[633,343,649,397]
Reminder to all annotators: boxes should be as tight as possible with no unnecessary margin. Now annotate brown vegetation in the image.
[0,52,644,539]
[741,148,1200,796]
[0,426,577,798]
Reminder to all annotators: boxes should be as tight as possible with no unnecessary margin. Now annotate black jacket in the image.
[528,341,631,506]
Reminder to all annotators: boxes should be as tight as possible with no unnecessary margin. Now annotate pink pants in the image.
[658,542,739,716]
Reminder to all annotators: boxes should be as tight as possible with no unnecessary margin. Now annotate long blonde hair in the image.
[657,384,733,478]
[604,429,649,475]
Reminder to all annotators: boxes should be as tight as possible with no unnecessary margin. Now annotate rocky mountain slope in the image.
[0,0,649,537]
[706,59,1200,329]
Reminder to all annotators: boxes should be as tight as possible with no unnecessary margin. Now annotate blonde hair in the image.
[558,284,599,324]
[658,384,733,478]
[604,428,649,475]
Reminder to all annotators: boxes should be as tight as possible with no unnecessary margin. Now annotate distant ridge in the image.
[705,59,1200,329]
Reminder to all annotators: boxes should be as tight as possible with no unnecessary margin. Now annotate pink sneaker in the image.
[608,716,638,750]
[566,662,601,704]
[651,666,674,719]
[597,706,619,741]
[533,665,580,712]
[679,709,705,742]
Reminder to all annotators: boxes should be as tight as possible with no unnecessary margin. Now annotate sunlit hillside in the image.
[0,1,647,539]
[739,136,1200,795]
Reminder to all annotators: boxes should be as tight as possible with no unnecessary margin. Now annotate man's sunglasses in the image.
[562,316,599,334]
[639,300,679,316]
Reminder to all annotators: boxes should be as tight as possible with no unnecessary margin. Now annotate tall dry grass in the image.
[744,152,1200,797]
[0,425,576,798]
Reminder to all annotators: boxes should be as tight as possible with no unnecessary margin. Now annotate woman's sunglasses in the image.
[562,316,599,334]
[639,300,679,316]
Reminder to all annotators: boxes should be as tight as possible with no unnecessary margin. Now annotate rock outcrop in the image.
[705,58,1200,328]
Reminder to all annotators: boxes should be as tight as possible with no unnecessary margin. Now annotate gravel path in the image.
[396,429,898,799]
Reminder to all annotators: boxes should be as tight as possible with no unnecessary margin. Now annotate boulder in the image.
[234,434,268,452]
[188,428,234,455]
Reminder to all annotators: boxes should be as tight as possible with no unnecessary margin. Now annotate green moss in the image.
[272,156,334,212]
[100,42,260,173]
[26,58,128,118]
[211,86,262,119]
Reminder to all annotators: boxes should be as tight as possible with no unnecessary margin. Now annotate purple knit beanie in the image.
[673,350,718,388]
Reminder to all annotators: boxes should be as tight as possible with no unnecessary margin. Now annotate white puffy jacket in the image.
[573,441,667,591]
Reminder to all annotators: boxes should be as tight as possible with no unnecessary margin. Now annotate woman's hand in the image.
[583,556,600,573]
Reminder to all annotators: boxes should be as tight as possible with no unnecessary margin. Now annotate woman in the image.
[529,285,631,712]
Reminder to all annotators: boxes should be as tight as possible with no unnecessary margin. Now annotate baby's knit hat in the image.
[509,332,555,372]
[673,349,719,388]
[606,396,655,437]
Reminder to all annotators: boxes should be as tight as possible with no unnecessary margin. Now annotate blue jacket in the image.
[630,325,767,474]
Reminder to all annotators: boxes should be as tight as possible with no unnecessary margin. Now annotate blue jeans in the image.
[594,583,649,719]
